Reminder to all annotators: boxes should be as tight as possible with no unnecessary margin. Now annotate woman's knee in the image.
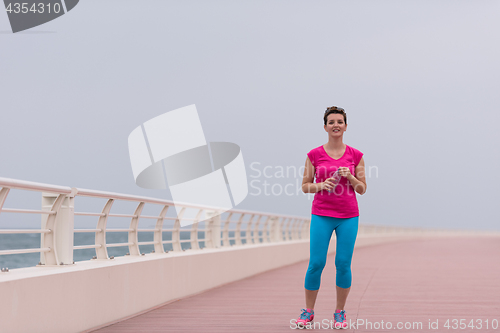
[308,258,327,273]
[335,256,352,273]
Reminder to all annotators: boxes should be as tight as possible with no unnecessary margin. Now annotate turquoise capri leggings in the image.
[304,214,359,290]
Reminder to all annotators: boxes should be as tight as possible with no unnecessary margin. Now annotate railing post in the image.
[205,210,221,248]
[270,216,281,243]
[128,202,144,256]
[172,207,185,252]
[235,214,244,246]
[41,192,74,265]
[190,209,203,251]
[253,215,262,243]
[221,212,232,247]
[95,199,113,259]
[291,218,299,240]
[153,205,169,254]
[282,217,292,241]
[300,219,309,240]
[262,215,271,243]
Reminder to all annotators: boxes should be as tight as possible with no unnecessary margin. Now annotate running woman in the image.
[295,106,367,329]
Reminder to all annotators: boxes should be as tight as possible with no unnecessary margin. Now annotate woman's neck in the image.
[324,137,345,151]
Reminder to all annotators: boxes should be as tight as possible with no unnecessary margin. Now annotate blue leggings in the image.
[304,214,359,290]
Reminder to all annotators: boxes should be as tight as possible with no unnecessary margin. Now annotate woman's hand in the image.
[321,177,336,192]
[338,167,353,180]
[338,164,367,195]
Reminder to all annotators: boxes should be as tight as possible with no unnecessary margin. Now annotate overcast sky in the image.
[1,1,499,231]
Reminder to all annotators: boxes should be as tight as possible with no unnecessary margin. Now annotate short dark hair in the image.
[323,106,347,125]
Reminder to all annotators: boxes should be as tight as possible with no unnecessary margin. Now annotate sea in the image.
[0,230,223,270]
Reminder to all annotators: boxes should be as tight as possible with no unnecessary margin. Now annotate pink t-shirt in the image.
[307,144,364,218]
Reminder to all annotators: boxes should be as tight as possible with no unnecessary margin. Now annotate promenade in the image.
[93,236,500,333]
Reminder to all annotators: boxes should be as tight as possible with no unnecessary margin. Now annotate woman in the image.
[295,106,367,329]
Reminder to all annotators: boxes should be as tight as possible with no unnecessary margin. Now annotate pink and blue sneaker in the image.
[296,308,314,329]
[334,309,348,329]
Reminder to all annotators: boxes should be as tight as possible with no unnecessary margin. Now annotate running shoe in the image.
[333,309,348,329]
[295,308,314,329]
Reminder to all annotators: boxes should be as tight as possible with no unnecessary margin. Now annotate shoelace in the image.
[334,311,345,322]
[299,309,313,320]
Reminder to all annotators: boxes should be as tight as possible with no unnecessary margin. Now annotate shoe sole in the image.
[333,323,348,329]
[334,313,348,330]
[296,321,313,329]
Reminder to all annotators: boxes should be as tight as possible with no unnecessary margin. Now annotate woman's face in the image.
[324,113,347,137]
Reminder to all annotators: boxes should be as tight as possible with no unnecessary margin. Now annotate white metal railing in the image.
[2,177,477,271]
[0,177,311,268]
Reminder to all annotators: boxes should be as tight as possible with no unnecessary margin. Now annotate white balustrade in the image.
[0,177,311,268]
[3,176,475,270]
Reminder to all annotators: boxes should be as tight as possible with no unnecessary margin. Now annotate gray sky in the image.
[1,1,499,231]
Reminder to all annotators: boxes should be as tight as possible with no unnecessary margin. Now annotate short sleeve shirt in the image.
[307,144,364,218]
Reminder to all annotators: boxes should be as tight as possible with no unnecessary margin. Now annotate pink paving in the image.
[92,237,500,333]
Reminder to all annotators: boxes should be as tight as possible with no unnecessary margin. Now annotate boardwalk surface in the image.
[93,237,500,332]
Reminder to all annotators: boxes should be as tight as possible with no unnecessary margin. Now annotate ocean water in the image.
[0,190,270,271]
[0,230,235,270]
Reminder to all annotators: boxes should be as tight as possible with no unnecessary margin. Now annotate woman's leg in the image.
[304,214,338,309]
[333,216,359,310]
[305,289,319,310]
[336,286,351,311]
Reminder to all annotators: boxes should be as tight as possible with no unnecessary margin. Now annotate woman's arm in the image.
[339,157,367,195]
[301,157,333,193]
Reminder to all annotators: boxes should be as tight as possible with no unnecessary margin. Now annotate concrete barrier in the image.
[0,232,490,333]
